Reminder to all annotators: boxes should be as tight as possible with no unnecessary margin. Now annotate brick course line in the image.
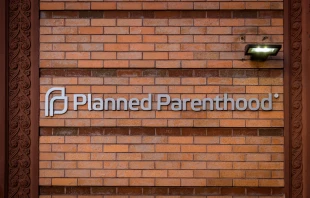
[39,186,284,195]
[40,68,284,78]
[39,127,283,136]
[40,10,284,19]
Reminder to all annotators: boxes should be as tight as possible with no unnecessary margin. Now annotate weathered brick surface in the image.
[40,71,283,127]
[39,0,285,194]
[40,1,284,11]
[39,128,284,187]
[40,17,283,69]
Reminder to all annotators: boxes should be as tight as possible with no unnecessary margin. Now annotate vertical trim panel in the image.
[0,0,7,197]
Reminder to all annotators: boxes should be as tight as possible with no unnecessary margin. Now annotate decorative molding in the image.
[289,0,303,197]
[8,0,32,197]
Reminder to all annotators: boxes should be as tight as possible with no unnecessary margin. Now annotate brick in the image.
[181,179,206,186]
[143,19,168,26]
[91,2,116,10]
[104,27,129,34]
[91,170,116,177]
[129,162,154,169]
[117,35,142,43]
[41,19,64,26]
[91,35,116,43]
[78,60,103,68]
[181,27,207,35]
[65,19,90,26]
[169,35,193,43]
[259,162,284,170]
[207,179,232,186]
[219,154,245,161]
[233,162,258,170]
[181,44,205,51]
[65,170,90,177]
[194,19,219,26]
[130,27,154,35]
[168,170,193,178]
[130,178,154,186]
[168,136,193,144]
[259,179,284,187]
[104,44,129,51]
[117,2,142,10]
[144,52,168,60]
[155,179,180,186]
[40,170,64,178]
[182,145,206,152]
[78,144,102,152]
[65,153,90,161]
[246,170,271,179]
[40,153,64,161]
[40,2,64,10]
[66,52,90,60]
[52,178,77,186]
[168,2,193,10]
[65,2,90,10]
[207,162,232,169]
[206,44,231,52]
[104,161,128,169]
[207,145,232,153]
[220,170,245,178]
[156,27,180,34]
[104,178,128,186]
[194,170,219,178]
[169,19,193,26]
[130,60,155,68]
[220,2,245,10]
[155,162,180,170]
[78,161,102,169]
[66,35,90,43]
[181,162,206,169]
[234,179,258,187]
[143,35,167,43]
[40,136,64,143]
[156,61,180,68]
[117,170,141,178]
[143,170,167,178]
[129,145,154,152]
[104,60,129,68]
[104,145,128,152]
[220,137,245,144]
[117,52,142,60]
[142,153,167,161]
[156,145,180,152]
[194,35,219,43]
[41,35,65,43]
[194,2,219,10]
[143,2,167,10]
[194,52,219,60]
[246,2,270,9]
[78,178,103,186]
[155,44,180,51]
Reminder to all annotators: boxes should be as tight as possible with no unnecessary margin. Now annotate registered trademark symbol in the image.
[274,93,279,98]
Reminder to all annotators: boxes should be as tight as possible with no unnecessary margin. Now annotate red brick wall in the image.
[39,0,284,197]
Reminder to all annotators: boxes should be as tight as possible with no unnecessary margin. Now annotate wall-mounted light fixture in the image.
[245,44,282,61]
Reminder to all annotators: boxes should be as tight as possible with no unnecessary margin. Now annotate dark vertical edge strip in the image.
[283,0,291,197]
[286,0,303,197]
[302,0,310,197]
[0,0,7,196]
[31,0,39,196]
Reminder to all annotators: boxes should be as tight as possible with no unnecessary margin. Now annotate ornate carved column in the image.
[4,0,39,197]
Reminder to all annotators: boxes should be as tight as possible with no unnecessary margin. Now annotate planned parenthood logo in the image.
[45,87,68,117]
[45,87,278,117]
